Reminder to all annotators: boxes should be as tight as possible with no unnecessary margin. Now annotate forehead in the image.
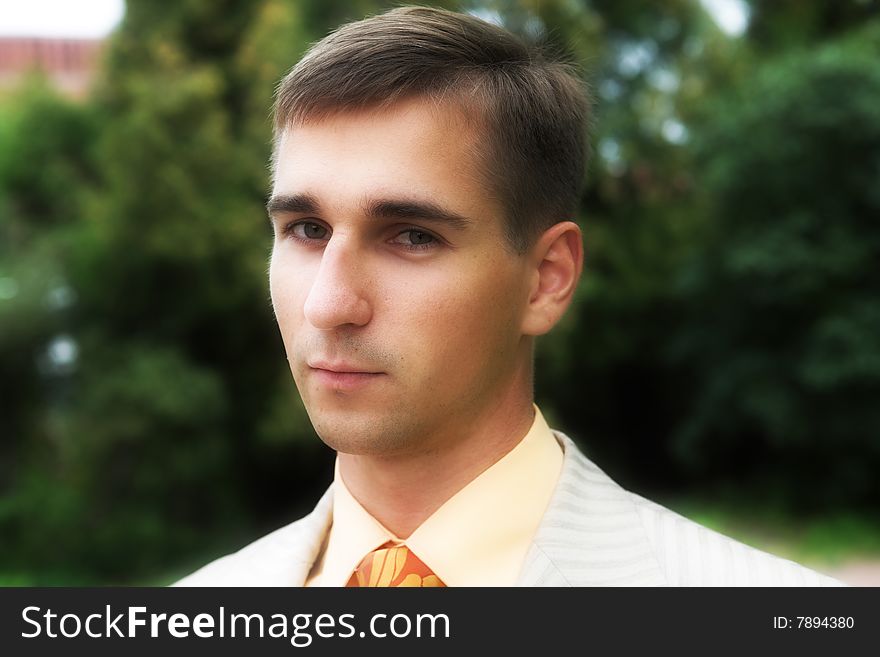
[272,98,500,223]
[275,95,478,159]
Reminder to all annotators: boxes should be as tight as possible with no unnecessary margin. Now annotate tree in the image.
[670,23,880,509]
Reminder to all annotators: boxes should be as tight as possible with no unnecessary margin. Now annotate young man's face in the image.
[268,97,534,456]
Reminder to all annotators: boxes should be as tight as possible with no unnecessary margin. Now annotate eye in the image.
[284,221,329,241]
[390,229,438,250]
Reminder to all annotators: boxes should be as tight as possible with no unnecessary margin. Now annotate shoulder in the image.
[550,432,842,587]
[628,492,842,586]
[173,488,333,587]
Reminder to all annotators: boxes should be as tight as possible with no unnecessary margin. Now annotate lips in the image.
[307,360,385,392]
[307,360,381,375]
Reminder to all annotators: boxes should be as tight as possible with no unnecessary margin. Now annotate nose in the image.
[303,237,372,330]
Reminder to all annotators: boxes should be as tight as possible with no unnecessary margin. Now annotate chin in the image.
[307,410,410,456]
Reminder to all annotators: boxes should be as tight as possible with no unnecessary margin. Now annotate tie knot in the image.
[348,543,445,587]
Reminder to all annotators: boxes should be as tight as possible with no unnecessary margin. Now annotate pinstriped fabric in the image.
[516,432,666,587]
[176,431,843,587]
[516,432,842,587]
[629,493,841,586]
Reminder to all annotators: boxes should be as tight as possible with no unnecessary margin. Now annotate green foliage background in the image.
[1,0,878,583]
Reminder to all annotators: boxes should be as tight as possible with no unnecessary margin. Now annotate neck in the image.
[337,374,535,539]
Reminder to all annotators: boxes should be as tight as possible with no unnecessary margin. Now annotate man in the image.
[177,6,839,587]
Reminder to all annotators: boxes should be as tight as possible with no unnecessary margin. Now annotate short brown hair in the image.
[273,6,590,253]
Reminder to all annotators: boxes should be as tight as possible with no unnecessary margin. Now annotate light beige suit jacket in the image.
[175,432,841,586]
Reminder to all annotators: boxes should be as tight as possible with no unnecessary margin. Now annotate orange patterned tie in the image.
[347,542,446,587]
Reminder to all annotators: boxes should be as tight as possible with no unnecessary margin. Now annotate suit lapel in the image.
[285,487,334,585]
[516,432,667,586]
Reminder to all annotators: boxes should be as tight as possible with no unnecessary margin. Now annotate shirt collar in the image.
[314,405,562,586]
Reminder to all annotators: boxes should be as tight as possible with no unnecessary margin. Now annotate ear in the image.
[521,221,584,336]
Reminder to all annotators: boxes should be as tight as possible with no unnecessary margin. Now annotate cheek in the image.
[398,266,523,370]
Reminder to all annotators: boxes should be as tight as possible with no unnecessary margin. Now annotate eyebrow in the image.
[364,198,473,230]
[266,193,320,217]
[266,193,474,231]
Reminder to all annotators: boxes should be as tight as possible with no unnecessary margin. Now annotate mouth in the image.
[307,362,385,392]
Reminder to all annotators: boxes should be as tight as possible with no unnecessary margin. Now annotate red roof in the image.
[0,37,103,97]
